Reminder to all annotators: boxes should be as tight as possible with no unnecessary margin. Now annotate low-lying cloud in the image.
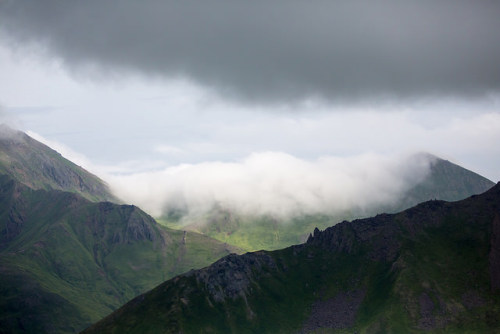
[1,0,499,103]
[108,152,433,218]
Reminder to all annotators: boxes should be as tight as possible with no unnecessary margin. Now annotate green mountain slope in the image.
[0,174,240,333]
[163,155,495,252]
[0,125,116,202]
[84,182,500,333]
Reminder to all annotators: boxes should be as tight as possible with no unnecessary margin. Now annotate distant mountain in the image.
[166,155,495,252]
[83,182,500,333]
[391,154,495,211]
[0,174,240,333]
[0,125,116,202]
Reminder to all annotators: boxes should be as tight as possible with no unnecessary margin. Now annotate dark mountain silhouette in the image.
[84,183,500,333]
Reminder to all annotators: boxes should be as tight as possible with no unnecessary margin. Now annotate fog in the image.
[108,152,433,218]
[0,123,25,141]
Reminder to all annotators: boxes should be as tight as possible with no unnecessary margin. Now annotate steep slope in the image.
[164,155,495,252]
[0,125,116,202]
[0,174,240,333]
[84,183,500,333]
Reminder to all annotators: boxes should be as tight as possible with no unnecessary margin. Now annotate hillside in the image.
[0,174,240,333]
[163,155,495,252]
[0,125,116,202]
[84,183,500,333]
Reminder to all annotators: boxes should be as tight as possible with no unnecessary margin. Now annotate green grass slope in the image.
[162,155,495,252]
[160,212,348,252]
[0,125,116,202]
[83,182,500,333]
[0,174,240,333]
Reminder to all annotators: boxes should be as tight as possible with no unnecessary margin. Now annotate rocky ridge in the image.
[83,182,500,333]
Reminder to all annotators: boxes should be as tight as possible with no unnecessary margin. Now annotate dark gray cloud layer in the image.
[1,0,500,103]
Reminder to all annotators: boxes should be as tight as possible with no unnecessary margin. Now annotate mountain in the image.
[0,125,116,202]
[0,174,241,333]
[391,154,495,211]
[164,155,495,252]
[83,182,500,333]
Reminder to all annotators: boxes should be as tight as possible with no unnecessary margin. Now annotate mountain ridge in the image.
[0,125,116,203]
[83,182,500,333]
[1,126,497,333]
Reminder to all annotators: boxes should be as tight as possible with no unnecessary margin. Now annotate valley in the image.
[0,127,497,333]
[1,2,499,332]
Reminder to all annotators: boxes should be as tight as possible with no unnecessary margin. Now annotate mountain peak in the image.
[0,125,117,202]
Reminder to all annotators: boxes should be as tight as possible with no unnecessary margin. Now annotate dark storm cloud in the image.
[1,0,500,103]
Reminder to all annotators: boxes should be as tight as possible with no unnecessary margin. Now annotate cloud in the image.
[107,152,433,218]
[1,0,499,103]
[154,144,185,155]
[0,106,25,136]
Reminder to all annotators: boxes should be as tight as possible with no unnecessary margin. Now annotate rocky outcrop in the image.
[306,212,403,262]
[189,251,276,302]
[82,202,162,250]
[123,207,158,243]
[306,196,486,263]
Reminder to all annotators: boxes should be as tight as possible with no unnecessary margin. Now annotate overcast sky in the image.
[0,0,499,216]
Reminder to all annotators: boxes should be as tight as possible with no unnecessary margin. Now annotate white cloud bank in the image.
[108,152,433,218]
[28,129,435,219]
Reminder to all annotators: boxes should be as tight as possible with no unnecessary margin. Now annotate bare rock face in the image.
[123,207,158,243]
[84,202,161,247]
[307,214,402,262]
[189,251,276,302]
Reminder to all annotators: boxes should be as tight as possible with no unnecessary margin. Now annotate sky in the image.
[0,0,499,217]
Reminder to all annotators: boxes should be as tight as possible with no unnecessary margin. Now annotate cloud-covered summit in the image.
[2,0,499,103]
[108,152,433,218]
